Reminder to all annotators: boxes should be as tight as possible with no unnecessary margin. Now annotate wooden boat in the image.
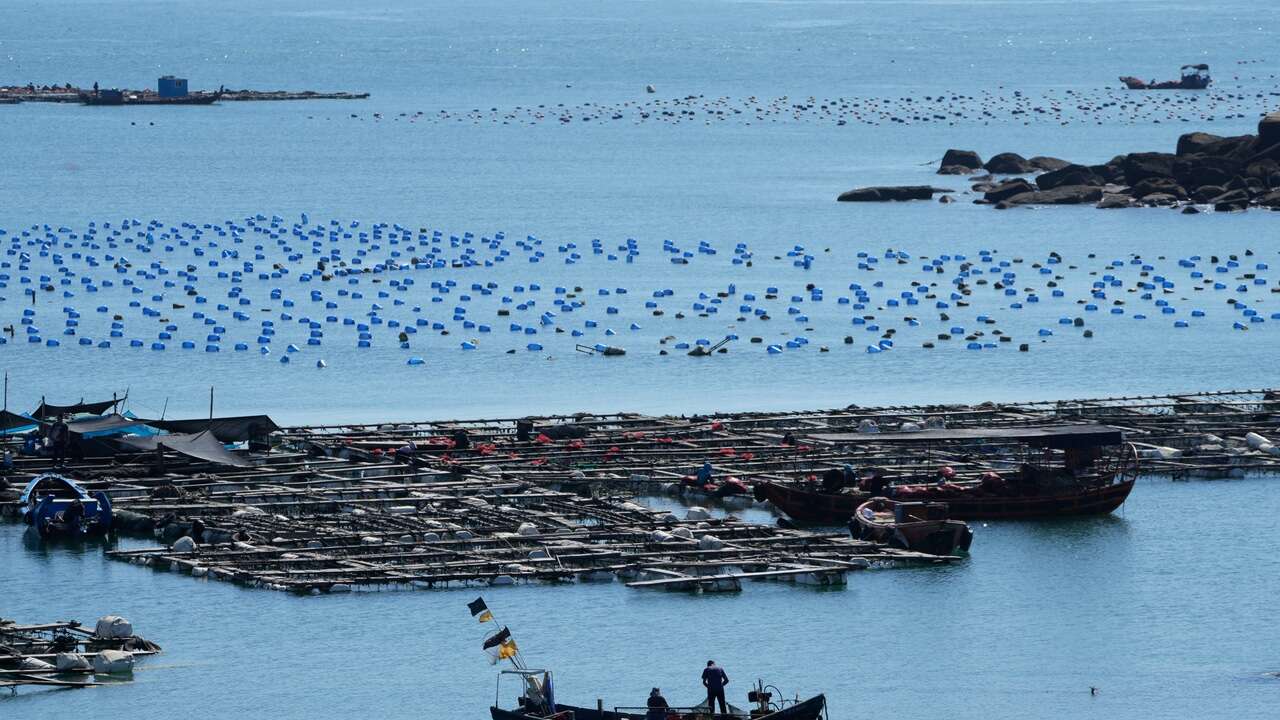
[852,497,972,555]
[1120,64,1210,90]
[755,425,1139,523]
[19,473,113,539]
[491,670,826,720]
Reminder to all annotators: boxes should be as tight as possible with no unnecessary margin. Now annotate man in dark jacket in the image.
[702,660,729,715]
[646,687,669,720]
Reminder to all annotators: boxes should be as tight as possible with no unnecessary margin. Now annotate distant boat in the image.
[1120,64,1211,90]
[19,473,113,539]
[79,88,223,106]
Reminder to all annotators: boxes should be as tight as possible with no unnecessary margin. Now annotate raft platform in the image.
[4,387,1280,595]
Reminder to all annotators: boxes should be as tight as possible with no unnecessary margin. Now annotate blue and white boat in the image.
[19,473,113,539]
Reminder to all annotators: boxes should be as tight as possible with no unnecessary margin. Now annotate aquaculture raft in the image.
[5,388,1280,595]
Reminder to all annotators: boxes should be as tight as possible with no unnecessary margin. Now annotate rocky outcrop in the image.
[984,152,1036,174]
[938,149,983,174]
[1036,164,1104,190]
[842,115,1280,211]
[982,178,1036,203]
[837,186,949,202]
[1029,156,1071,171]
[1259,112,1280,147]
[1006,185,1103,205]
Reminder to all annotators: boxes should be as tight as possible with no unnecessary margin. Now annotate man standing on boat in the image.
[702,660,729,715]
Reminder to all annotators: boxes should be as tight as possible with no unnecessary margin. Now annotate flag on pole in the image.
[468,597,493,623]
[498,639,519,660]
[483,627,512,651]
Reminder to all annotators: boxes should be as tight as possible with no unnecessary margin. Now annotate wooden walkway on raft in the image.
[4,387,1280,595]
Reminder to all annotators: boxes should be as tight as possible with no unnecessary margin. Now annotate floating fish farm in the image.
[4,388,1280,597]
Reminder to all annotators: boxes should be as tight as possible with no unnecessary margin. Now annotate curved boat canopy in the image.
[18,473,89,505]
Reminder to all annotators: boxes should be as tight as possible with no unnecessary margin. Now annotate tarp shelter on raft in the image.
[116,431,254,468]
[808,424,1124,450]
[66,414,154,438]
[0,410,40,435]
[32,397,123,420]
[142,415,279,444]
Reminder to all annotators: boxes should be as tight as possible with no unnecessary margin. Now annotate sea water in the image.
[1,0,1278,716]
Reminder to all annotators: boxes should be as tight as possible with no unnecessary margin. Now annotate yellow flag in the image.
[498,639,519,660]
[478,610,494,623]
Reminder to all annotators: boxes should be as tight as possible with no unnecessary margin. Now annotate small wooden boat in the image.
[491,670,826,720]
[19,473,113,539]
[852,497,972,555]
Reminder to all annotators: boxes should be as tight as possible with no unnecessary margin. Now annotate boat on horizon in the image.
[1119,64,1211,90]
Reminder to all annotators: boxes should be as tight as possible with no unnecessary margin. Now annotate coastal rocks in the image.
[1029,156,1071,172]
[845,116,1280,211]
[1096,193,1133,209]
[1177,132,1225,156]
[981,178,1035,203]
[1006,185,1103,205]
[1131,177,1186,200]
[983,152,1036,174]
[938,149,983,174]
[1259,112,1280,147]
[837,186,948,202]
[1121,152,1176,185]
[1035,164,1103,190]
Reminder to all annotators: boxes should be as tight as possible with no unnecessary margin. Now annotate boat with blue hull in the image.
[19,473,113,539]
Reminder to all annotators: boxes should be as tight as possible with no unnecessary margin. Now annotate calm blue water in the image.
[2,1,1279,716]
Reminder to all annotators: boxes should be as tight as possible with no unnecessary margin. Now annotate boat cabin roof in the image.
[809,424,1123,449]
[18,474,89,504]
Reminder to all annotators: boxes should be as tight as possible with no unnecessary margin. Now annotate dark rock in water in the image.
[1182,205,1201,214]
[1173,155,1241,189]
[1007,185,1103,205]
[984,152,1035,174]
[1132,177,1186,199]
[1096,194,1132,209]
[938,165,977,175]
[1029,156,1071,172]
[1212,188,1251,211]
[1091,163,1125,184]
[983,178,1036,203]
[1122,152,1177,185]
[837,186,944,201]
[1142,192,1180,207]
[1190,185,1226,203]
[1259,112,1280,147]
[1177,132,1225,156]
[1036,164,1103,190]
[939,149,983,171]
[1245,159,1279,181]
[1258,190,1280,208]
